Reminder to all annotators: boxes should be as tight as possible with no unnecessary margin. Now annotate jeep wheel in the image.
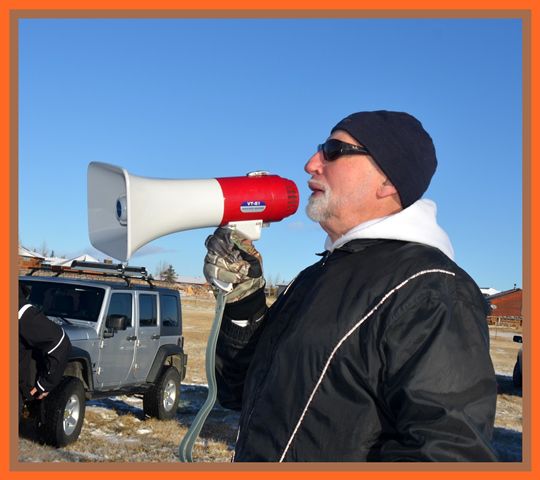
[143,366,181,420]
[513,360,522,388]
[39,377,86,447]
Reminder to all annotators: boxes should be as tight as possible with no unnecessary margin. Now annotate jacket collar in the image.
[316,238,383,257]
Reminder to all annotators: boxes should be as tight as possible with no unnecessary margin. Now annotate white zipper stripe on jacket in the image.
[47,328,66,355]
[18,304,32,319]
[282,274,299,297]
[278,268,456,462]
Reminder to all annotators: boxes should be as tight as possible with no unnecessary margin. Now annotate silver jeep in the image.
[19,263,188,447]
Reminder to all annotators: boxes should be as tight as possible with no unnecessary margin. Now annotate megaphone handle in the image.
[226,219,264,241]
[211,278,233,293]
[178,290,228,462]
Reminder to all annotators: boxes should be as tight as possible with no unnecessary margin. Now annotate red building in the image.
[486,288,522,327]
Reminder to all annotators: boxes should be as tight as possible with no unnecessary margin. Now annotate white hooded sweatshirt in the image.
[324,199,455,261]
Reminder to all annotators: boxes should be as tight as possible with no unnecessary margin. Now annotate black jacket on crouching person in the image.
[19,284,71,409]
[215,238,498,462]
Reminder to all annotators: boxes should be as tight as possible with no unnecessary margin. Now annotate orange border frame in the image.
[1,1,535,479]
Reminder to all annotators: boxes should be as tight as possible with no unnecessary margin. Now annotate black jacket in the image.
[216,239,497,462]
[19,301,71,401]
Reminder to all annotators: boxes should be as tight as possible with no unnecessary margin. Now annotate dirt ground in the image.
[18,295,523,463]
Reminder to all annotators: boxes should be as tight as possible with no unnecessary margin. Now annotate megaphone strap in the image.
[178,290,228,462]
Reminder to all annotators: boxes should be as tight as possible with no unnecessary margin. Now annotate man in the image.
[204,110,497,462]
[19,283,71,414]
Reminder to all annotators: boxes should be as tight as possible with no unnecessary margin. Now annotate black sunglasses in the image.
[317,139,371,162]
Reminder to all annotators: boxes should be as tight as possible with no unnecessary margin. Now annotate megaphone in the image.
[87,162,299,262]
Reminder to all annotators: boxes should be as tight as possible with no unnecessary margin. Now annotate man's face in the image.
[304,130,388,239]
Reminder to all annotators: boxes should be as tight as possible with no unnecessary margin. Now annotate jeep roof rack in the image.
[28,261,155,288]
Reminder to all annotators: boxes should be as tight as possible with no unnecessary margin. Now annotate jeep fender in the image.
[146,345,187,383]
[65,346,94,392]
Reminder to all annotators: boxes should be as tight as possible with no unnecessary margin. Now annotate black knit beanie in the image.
[331,110,437,208]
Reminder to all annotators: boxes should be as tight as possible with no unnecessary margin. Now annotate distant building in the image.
[44,254,99,267]
[486,287,522,328]
[276,283,289,297]
[176,275,207,286]
[18,246,100,272]
[18,245,45,270]
[480,287,500,297]
[265,283,290,298]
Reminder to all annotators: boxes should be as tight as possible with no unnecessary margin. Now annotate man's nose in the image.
[304,150,324,175]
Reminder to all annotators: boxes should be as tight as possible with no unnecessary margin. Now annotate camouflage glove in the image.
[203,227,265,303]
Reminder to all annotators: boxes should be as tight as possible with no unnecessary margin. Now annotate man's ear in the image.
[377,179,399,199]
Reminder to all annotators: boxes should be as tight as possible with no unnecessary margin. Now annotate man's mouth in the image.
[308,180,326,195]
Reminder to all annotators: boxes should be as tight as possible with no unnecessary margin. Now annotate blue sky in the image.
[18,17,522,291]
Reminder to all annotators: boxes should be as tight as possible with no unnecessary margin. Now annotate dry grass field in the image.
[18,295,523,463]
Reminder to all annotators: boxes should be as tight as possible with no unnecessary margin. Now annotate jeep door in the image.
[133,292,161,382]
[97,291,136,388]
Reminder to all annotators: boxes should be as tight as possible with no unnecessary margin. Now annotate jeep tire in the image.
[513,360,522,388]
[39,376,86,447]
[143,366,181,420]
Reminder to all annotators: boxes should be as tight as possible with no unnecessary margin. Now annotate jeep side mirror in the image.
[104,314,128,338]
[513,335,523,344]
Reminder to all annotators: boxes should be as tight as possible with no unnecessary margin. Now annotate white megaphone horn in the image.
[87,162,299,262]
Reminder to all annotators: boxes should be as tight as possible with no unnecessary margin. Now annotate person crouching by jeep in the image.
[19,283,71,416]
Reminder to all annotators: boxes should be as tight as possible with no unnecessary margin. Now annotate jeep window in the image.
[107,293,133,326]
[20,280,105,322]
[139,294,157,327]
[160,295,179,327]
